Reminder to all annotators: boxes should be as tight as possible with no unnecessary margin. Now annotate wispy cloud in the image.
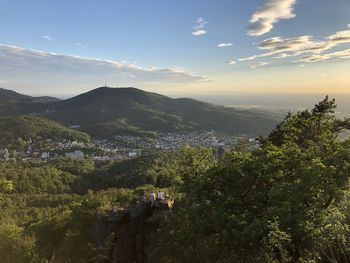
[238,24,350,64]
[248,0,297,36]
[300,49,350,63]
[194,17,207,29]
[327,25,350,44]
[218,43,233,48]
[0,45,207,94]
[192,17,208,36]
[227,60,236,65]
[250,62,268,69]
[43,35,52,41]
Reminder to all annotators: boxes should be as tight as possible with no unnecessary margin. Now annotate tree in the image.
[0,218,37,263]
[149,97,350,262]
[0,179,13,193]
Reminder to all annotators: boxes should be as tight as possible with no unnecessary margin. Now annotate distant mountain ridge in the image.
[0,87,60,103]
[0,87,281,138]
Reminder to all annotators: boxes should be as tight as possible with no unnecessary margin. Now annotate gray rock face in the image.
[93,200,170,263]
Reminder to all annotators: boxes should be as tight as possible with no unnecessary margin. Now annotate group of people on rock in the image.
[149,190,165,201]
[141,190,174,209]
[143,190,167,204]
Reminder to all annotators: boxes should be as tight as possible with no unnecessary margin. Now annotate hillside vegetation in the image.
[0,87,281,138]
[43,87,280,137]
[0,88,59,118]
[0,87,59,103]
[0,115,90,147]
[149,97,350,262]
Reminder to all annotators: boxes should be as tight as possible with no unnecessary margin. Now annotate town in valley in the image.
[0,130,259,162]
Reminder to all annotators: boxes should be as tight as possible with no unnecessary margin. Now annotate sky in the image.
[0,0,350,97]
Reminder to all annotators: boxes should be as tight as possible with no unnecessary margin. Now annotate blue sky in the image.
[0,0,350,96]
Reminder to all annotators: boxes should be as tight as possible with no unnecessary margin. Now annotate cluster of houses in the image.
[155,131,224,149]
[0,131,259,162]
[0,137,143,162]
[0,139,90,161]
[113,131,233,150]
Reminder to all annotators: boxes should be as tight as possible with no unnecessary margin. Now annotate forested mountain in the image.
[0,88,59,118]
[0,87,59,103]
[0,115,90,147]
[0,87,281,138]
[41,87,281,137]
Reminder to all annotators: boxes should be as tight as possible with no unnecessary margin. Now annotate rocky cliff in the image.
[93,200,171,263]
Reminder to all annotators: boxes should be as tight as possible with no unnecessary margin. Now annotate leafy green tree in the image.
[150,97,350,263]
[0,218,37,263]
[0,179,13,192]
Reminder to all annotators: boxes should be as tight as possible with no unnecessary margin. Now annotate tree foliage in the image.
[0,115,90,148]
[149,97,350,263]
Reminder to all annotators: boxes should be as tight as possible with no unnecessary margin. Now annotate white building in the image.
[128,151,138,158]
[0,148,9,160]
[41,152,50,160]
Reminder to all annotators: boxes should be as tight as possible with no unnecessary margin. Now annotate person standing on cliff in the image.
[157,190,162,201]
[149,191,156,206]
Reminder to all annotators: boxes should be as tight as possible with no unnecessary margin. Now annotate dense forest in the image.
[1,97,350,262]
[0,115,90,148]
[0,87,281,138]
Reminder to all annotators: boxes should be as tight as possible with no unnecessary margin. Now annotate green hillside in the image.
[0,88,60,118]
[0,88,32,102]
[42,87,280,137]
[0,115,90,146]
[0,87,59,103]
[0,87,281,138]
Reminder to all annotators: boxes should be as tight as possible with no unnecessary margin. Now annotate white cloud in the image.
[273,53,299,59]
[192,17,208,36]
[300,48,350,63]
[43,35,52,41]
[227,60,236,65]
[327,27,350,44]
[238,55,258,62]
[250,62,268,69]
[196,17,205,24]
[0,44,207,94]
[192,29,207,36]
[248,0,297,36]
[194,17,208,29]
[238,24,350,64]
[218,43,233,48]
[256,35,334,55]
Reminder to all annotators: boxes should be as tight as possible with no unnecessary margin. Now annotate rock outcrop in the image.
[93,200,172,263]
